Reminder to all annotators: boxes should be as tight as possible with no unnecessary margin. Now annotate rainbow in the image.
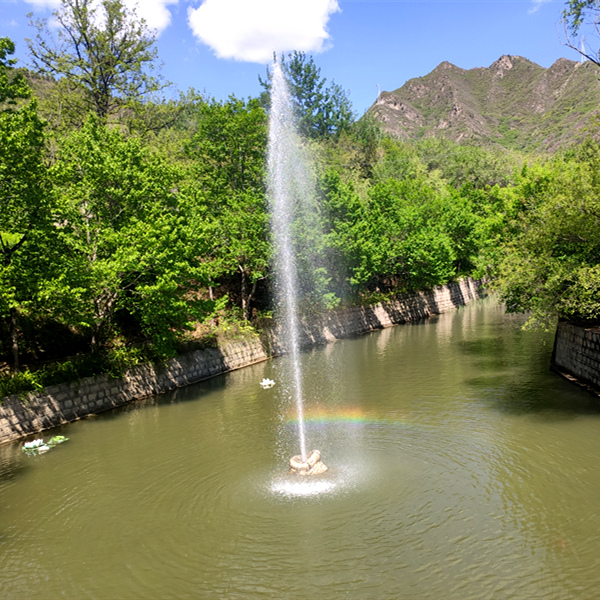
[284,408,418,429]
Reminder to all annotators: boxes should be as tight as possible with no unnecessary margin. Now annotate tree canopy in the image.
[185,97,269,321]
[260,51,355,140]
[0,37,53,370]
[494,142,600,327]
[27,0,167,121]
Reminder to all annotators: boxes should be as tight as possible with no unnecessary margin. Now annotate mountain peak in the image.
[368,55,600,152]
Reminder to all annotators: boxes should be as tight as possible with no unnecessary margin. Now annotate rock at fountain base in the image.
[289,450,328,476]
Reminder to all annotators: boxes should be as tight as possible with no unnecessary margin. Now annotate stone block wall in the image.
[0,339,270,445]
[263,278,484,352]
[552,322,600,394]
[0,278,484,444]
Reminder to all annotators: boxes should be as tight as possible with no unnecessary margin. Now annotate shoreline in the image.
[0,278,485,445]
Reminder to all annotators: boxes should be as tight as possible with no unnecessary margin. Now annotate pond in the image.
[1,299,599,599]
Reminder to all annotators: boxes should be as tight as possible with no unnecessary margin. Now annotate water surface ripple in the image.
[1,301,600,598]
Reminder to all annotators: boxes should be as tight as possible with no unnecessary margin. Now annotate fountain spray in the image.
[267,61,327,476]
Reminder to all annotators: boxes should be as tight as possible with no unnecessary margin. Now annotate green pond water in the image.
[1,300,600,599]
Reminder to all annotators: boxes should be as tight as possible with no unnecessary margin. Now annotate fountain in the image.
[266,60,327,476]
[289,449,328,476]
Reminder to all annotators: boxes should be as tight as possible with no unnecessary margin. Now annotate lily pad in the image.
[22,435,69,456]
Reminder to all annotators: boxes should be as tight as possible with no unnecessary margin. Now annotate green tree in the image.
[323,114,383,181]
[372,137,425,183]
[27,0,167,122]
[28,71,88,135]
[260,52,355,140]
[416,137,517,189]
[321,172,458,295]
[53,117,216,355]
[494,143,600,327]
[185,97,269,320]
[0,38,53,371]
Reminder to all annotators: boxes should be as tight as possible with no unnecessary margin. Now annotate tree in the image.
[323,114,383,181]
[320,172,459,295]
[52,117,216,356]
[494,143,600,328]
[0,38,53,371]
[27,0,167,122]
[562,0,600,65]
[185,97,270,321]
[416,138,517,189]
[0,39,30,105]
[260,51,355,140]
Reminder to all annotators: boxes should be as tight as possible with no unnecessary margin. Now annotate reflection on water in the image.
[271,478,338,497]
[1,299,600,599]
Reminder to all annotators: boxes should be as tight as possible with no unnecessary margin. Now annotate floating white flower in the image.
[260,378,275,389]
[23,439,44,449]
[22,435,69,455]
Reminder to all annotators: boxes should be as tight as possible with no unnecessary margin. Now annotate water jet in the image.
[267,59,315,470]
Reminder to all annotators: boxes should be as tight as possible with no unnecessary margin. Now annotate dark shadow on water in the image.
[459,338,508,357]
[454,315,597,420]
[0,458,27,485]
[92,372,233,424]
[0,438,33,490]
[467,370,600,419]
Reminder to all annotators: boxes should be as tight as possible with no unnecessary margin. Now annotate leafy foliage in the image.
[562,0,600,66]
[0,37,54,371]
[0,38,31,105]
[563,0,600,34]
[52,117,217,355]
[260,51,355,140]
[185,97,269,320]
[494,142,600,327]
[319,170,468,295]
[27,0,167,122]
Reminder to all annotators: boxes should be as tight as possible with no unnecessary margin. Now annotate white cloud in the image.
[528,0,551,14]
[23,0,61,8]
[123,0,178,33]
[23,0,177,34]
[188,0,340,63]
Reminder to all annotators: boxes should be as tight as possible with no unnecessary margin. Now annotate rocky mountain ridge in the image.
[369,55,600,152]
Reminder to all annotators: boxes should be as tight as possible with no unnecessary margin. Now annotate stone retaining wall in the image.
[552,322,600,395]
[263,277,484,352]
[0,278,485,444]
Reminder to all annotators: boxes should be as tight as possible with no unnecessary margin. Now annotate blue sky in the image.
[0,0,586,116]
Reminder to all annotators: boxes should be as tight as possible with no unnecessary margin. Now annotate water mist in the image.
[267,61,327,476]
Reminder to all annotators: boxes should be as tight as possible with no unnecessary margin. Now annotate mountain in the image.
[368,55,600,152]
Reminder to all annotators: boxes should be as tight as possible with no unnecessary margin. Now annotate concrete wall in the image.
[552,321,600,395]
[0,278,485,444]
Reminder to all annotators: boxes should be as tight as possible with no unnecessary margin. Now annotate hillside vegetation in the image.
[369,55,600,152]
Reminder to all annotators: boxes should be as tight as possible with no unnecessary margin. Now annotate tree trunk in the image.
[9,307,19,372]
[247,278,259,320]
[239,265,249,321]
[208,285,217,327]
